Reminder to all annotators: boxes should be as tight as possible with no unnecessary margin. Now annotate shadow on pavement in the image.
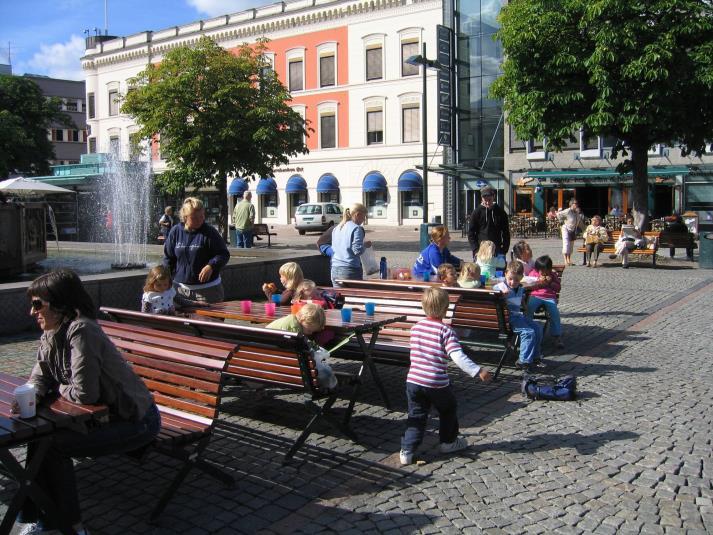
[471,430,639,456]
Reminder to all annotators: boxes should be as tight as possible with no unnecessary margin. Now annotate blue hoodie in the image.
[163,223,230,285]
[413,243,462,276]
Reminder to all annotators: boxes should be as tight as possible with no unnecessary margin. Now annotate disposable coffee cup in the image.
[14,383,36,419]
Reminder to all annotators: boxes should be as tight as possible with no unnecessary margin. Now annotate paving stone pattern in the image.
[1,233,712,534]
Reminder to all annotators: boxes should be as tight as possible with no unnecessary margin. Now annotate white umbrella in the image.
[0,177,74,195]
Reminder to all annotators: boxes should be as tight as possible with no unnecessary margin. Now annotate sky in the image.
[0,0,260,81]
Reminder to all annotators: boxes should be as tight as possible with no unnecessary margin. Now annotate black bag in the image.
[322,290,345,310]
[522,375,577,401]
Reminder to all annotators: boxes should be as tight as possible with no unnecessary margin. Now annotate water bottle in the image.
[379,257,388,279]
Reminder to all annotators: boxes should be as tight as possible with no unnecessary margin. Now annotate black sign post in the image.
[436,25,453,147]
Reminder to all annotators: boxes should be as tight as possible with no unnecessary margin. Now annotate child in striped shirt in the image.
[400,287,492,465]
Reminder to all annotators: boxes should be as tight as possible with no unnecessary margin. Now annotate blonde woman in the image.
[583,214,608,267]
[330,203,372,286]
[412,225,462,279]
[162,196,230,303]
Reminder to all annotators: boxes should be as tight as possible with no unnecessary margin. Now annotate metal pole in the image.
[422,42,428,224]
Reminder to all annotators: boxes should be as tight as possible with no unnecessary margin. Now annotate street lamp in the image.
[406,43,446,226]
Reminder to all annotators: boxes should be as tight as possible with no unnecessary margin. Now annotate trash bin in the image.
[229,226,237,247]
[698,223,713,269]
[419,223,442,250]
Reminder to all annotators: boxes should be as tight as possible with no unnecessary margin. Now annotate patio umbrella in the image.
[0,177,74,195]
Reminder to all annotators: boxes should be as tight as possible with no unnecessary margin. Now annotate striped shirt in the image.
[407,318,462,388]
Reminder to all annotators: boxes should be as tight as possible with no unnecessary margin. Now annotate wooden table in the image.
[194,303,406,410]
[0,372,108,535]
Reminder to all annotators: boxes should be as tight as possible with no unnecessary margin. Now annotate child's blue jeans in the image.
[511,314,544,364]
[401,382,459,453]
[525,296,561,336]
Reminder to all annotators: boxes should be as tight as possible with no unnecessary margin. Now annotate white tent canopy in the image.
[0,177,74,195]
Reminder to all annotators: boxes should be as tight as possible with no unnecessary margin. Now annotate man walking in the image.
[232,191,256,248]
[467,185,510,258]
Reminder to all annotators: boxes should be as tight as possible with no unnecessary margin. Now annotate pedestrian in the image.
[556,198,586,266]
[317,225,334,257]
[158,206,178,241]
[467,185,510,259]
[232,191,255,248]
[330,203,372,286]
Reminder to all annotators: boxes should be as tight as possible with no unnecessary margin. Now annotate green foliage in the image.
[491,0,713,224]
[0,75,73,178]
[122,37,309,235]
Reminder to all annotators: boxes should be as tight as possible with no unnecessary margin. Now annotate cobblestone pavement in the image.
[2,229,712,534]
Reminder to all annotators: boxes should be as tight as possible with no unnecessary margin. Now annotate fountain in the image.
[101,147,152,269]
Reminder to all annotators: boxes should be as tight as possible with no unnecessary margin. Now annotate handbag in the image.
[584,233,600,245]
[360,247,380,275]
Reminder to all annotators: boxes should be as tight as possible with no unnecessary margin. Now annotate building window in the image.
[289,60,303,92]
[88,137,97,153]
[87,93,95,119]
[71,130,80,142]
[320,114,336,149]
[53,129,64,142]
[366,47,383,81]
[367,110,383,145]
[402,105,420,143]
[320,55,335,87]
[108,90,119,116]
[109,135,120,154]
[65,100,78,112]
[401,41,419,76]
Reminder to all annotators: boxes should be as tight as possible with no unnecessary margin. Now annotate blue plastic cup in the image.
[422,272,430,282]
[480,275,487,287]
[271,294,281,305]
[495,270,504,278]
[364,302,376,316]
[340,307,352,322]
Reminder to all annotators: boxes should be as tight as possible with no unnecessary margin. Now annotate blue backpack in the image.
[522,375,577,401]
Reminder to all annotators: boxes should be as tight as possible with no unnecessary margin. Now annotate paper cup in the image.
[364,302,376,315]
[14,383,36,419]
[240,300,252,314]
[340,307,352,323]
[264,302,276,316]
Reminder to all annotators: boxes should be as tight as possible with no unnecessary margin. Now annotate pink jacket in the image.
[529,269,561,301]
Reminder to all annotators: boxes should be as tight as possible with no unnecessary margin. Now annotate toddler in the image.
[400,287,492,465]
[266,303,337,389]
[262,261,304,305]
[437,263,458,287]
[476,240,506,279]
[141,265,177,315]
[493,261,544,371]
[295,279,327,306]
[512,240,535,274]
[457,262,481,289]
[525,255,564,349]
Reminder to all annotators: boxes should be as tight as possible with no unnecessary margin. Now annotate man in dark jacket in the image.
[468,185,510,257]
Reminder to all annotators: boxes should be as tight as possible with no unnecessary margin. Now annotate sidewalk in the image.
[2,231,712,533]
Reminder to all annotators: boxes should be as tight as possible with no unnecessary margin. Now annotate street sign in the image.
[437,25,453,147]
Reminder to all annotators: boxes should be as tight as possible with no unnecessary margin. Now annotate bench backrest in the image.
[99,308,324,397]
[253,223,273,235]
[100,321,232,427]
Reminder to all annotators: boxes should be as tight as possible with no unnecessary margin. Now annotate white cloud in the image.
[187,0,256,17]
[24,35,85,81]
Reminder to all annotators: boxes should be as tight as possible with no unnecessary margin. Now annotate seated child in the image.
[525,255,564,349]
[142,265,176,315]
[457,262,481,289]
[437,263,458,287]
[476,240,506,279]
[512,240,535,274]
[262,261,304,305]
[493,261,544,370]
[295,279,327,307]
[266,303,337,389]
[400,287,492,465]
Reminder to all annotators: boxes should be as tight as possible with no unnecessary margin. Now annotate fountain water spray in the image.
[102,147,152,269]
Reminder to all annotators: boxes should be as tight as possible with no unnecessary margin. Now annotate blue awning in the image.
[256,177,277,195]
[285,174,307,193]
[397,171,422,191]
[228,179,249,195]
[363,172,387,192]
[317,173,340,193]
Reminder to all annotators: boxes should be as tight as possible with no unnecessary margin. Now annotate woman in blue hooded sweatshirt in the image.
[413,225,462,280]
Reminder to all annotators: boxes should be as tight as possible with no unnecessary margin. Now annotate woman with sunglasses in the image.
[16,269,159,535]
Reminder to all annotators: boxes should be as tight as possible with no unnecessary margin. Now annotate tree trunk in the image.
[216,174,229,242]
[629,141,650,231]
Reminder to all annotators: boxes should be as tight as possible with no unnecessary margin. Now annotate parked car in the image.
[293,202,342,234]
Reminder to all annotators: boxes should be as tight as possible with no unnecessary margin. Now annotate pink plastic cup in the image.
[241,300,252,314]
[264,302,276,316]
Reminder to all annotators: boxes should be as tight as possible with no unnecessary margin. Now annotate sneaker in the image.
[622,263,629,269]
[399,450,413,465]
[608,254,618,260]
[17,523,43,535]
[533,359,547,369]
[515,360,530,371]
[440,436,469,454]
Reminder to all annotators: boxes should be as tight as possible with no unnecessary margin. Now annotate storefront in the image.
[515,166,689,219]
[363,172,388,220]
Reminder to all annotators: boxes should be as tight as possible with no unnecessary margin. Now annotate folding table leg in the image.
[353,331,391,410]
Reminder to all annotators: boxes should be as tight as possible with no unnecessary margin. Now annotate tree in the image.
[122,36,309,238]
[0,75,73,178]
[491,0,713,228]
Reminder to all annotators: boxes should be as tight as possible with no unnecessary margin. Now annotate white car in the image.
[293,202,342,234]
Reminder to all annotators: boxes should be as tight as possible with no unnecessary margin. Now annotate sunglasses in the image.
[30,299,46,311]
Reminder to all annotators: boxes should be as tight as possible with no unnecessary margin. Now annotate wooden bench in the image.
[658,230,696,261]
[99,308,359,463]
[98,320,235,521]
[577,230,660,266]
[331,281,518,379]
[253,223,277,247]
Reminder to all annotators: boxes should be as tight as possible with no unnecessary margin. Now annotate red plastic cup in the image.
[241,300,252,314]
